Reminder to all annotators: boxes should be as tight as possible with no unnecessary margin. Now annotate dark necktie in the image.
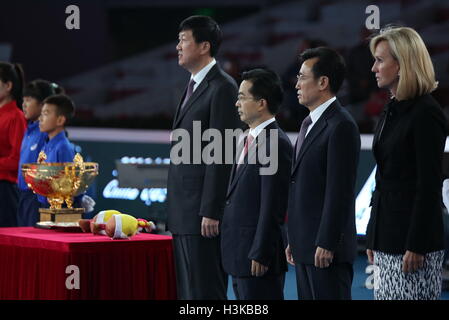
[180,79,196,111]
[295,115,312,160]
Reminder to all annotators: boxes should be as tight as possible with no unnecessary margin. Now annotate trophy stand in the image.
[38,194,85,223]
[39,208,85,223]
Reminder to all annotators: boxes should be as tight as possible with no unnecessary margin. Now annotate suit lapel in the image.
[372,116,384,147]
[173,65,220,129]
[227,135,251,197]
[372,98,416,159]
[291,101,338,175]
[173,81,209,129]
[227,158,249,197]
[227,162,238,195]
[372,101,391,151]
[226,122,276,198]
[227,133,247,196]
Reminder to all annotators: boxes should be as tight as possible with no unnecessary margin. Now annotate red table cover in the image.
[0,227,177,300]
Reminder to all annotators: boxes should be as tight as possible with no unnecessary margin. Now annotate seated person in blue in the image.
[17,80,63,226]
[37,94,84,209]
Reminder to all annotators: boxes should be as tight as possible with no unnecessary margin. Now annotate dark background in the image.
[1,0,448,133]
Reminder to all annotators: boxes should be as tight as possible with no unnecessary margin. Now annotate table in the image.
[0,227,177,300]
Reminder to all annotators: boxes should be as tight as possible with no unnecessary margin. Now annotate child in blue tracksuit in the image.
[17,80,63,226]
[36,94,83,209]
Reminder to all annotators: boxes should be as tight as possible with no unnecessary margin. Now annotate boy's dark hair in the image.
[0,62,25,108]
[23,79,64,103]
[241,68,284,115]
[300,47,346,94]
[179,15,222,57]
[43,94,75,125]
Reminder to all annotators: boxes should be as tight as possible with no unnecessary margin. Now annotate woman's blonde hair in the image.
[369,26,438,101]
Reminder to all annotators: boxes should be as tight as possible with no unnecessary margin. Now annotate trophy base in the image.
[39,208,85,223]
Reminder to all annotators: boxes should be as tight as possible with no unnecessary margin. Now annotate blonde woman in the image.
[366,26,448,300]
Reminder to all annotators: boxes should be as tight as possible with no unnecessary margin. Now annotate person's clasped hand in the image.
[201,217,220,238]
[402,251,424,273]
[314,247,334,268]
[251,260,268,277]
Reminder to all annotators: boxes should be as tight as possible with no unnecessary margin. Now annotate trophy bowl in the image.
[21,153,99,225]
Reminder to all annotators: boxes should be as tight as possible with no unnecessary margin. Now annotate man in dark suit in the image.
[285,47,360,300]
[167,16,241,300]
[221,69,292,300]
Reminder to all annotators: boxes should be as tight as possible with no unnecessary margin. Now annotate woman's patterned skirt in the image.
[373,250,444,300]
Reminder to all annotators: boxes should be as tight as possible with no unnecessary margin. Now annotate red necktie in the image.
[246,135,254,155]
[238,134,254,168]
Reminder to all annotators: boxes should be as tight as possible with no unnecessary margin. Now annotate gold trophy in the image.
[22,152,99,225]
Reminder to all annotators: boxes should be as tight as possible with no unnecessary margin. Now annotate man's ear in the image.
[200,41,211,55]
[318,76,330,92]
[56,114,67,127]
[258,98,268,112]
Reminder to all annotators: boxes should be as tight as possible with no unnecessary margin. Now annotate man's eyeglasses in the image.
[237,96,259,102]
[296,74,310,81]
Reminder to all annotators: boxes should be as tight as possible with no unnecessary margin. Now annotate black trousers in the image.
[172,234,227,300]
[17,189,41,227]
[232,273,285,300]
[295,262,353,300]
[0,181,18,227]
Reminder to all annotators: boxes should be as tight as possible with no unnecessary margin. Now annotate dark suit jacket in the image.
[366,94,448,254]
[167,64,241,235]
[221,121,293,277]
[287,100,360,265]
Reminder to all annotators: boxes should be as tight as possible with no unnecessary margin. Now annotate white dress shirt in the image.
[305,96,336,137]
[248,117,276,140]
[237,117,276,165]
[191,58,217,92]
